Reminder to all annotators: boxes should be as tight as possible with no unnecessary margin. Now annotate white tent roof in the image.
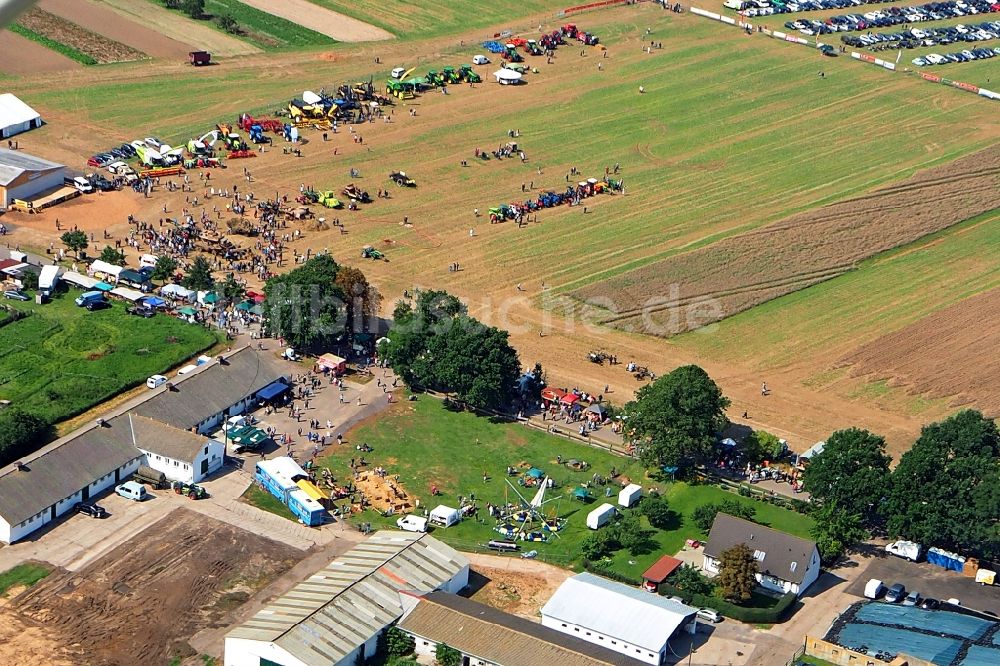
[541,572,696,652]
[89,259,123,278]
[493,69,522,82]
[110,286,145,301]
[61,272,99,289]
[160,283,195,298]
[0,94,40,129]
[430,505,460,520]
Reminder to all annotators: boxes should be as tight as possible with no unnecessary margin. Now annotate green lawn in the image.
[153,0,336,50]
[241,483,292,517]
[0,563,51,596]
[0,292,221,424]
[304,397,811,573]
[308,0,557,40]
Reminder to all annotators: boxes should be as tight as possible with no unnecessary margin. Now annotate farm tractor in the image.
[187,131,217,157]
[587,350,610,364]
[183,157,222,169]
[504,44,524,62]
[317,191,342,208]
[389,171,416,187]
[247,124,272,144]
[343,183,372,203]
[361,245,385,260]
[385,79,415,100]
[458,65,482,83]
[441,66,461,84]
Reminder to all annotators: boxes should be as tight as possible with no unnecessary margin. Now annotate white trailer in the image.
[587,503,617,530]
[618,483,642,508]
[38,264,61,296]
[429,505,461,528]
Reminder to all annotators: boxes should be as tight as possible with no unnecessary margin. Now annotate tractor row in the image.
[487,178,623,222]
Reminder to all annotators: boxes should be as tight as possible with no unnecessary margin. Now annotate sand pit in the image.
[239,0,394,42]
[354,466,415,514]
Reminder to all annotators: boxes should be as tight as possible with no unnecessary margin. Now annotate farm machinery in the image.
[298,189,342,208]
[238,113,284,134]
[487,177,623,222]
[385,79,415,99]
[183,157,223,169]
[562,23,600,45]
[458,65,482,83]
[172,481,208,500]
[361,245,385,260]
[588,350,610,364]
[342,183,371,203]
[186,131,217,157]
[389,171,416,187]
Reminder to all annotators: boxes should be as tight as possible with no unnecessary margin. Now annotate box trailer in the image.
[189,51,211,66]
[255,457,326,526]
[587,503,617,530]
[429,505,461,528]
[618,483,642,508]
[38,265,61,297]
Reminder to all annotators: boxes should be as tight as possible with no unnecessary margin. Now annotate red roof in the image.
[642,555,682,583]
[560,393,580,405]
[541,388,566,401]
[0,259,20,271]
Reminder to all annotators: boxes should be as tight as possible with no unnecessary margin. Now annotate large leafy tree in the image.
[691,500,756,533]
[671,564,715,597]
[151,255,178,283]
[263,255,347,351]
[0,409,52,467]
[811,501,867,564]
[60,230,88,258]
[217,272,245,306]
[182,255,215,291]
[717,543,758,602]
[335,266,381,334]
[622,365,730,468]
[384,290,520,412]
[886,410,1000,557]
[803,427,891,526]
[98,245,126,266]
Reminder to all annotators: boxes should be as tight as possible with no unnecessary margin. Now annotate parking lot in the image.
[844,553,1000,615]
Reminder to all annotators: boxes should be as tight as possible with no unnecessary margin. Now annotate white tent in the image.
[61,271,98,289]
[493,69,522,85]
[429,505,461,528]
[110,286,145,302]
[0,94,42,139]
[89,259,123,281]
[160,283,196,301]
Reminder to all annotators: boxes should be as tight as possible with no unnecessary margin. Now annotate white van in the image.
[146,374,168,389]
[390,67,407,79]
[115,481,149,502]
[472,55,490,65]
[864,578,885,599]
[396,515,428,533]
[886,540,922,562]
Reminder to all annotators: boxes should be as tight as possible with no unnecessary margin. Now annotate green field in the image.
[0,293,221,424]
[309,0,558,39]
[284,397,814,574]
[155,0,336,50]
[0,563,51,596]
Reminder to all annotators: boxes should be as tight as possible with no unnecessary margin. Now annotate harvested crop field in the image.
[839,287,1000,416]
[99,0,262,56]
[239,0,393,42]
[1,510,301,665]
[0,30,82,74]
[17,7,147,64]
[39,0,194,59]
[573,145,1000,335]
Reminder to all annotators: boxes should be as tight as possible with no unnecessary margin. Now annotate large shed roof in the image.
[130,415,210,462]
[541,572,696,653]
[0,148,61,186]
[400,592,645,666]
[227,531,468,665]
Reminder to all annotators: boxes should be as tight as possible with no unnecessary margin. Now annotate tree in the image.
[434,643,461,666]
[803,427,891,526]
[263,255,347,351]
[581,528,620,561]
[621,365,730,468]
[182,255,215,291]
[386,626,414,657]
[151,255,178,283]
[615,514,647,555]
[0,409,52,467]
[671,563,715,596]
[60,230,89,258]
[886,410,1000,557]
[335,266,381,336]
[691,499,756,533]
[811,501,867,564]
[182,0,204,18]
[98,245,126,266]
[716,543,758,602]
[217,272,245,306]
[741,429,785,465]
[216,14,240,33]
[640,494,675,529]
[20,269,39,291]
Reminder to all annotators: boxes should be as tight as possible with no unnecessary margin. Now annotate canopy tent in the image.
[257,381,290,402]
[160,283,195,301]
[526,467,545,479]
[493,69,523,84]
[89,259,123,281]
[235,300,253,311]
[540,387,566,402]
[661,465,679,480]
[118,269,149,285]
[178,306,197,316]
[573,487,590,500]
[316,353,347,375]
[0,94,42,138]
[249,304,263,315]
[200,292,218,304]
[246,289,265,303]
[61,272,98,289]
[94,281,114,292]
[142,295,165,308]
[559,393,581,406]
[586,403,608,416]
[110,286,145,301]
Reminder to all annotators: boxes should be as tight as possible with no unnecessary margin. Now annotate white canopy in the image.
[111,286,145,302]
[0,94,41,136]
[89,259,123,280]
[493,69,522,84]
[61,271,98,289]
[160,283,195,300]
[302,90,323,105]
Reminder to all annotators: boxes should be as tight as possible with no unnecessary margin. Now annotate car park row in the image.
[730,0,883,15]
[780,1,1000,35]
[837,18,1000,46]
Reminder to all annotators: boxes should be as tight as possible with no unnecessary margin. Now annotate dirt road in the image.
[238,0,394,42]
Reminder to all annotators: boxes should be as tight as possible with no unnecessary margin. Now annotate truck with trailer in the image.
[255,457,327,526]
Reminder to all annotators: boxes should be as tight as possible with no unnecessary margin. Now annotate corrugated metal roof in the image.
[703,513,818,585]
[540,572,696,653]
[0,148,61,186]
[130,414,210,462]
[134,347,289,429]
[400,592,646,666]
[227,531,468,665]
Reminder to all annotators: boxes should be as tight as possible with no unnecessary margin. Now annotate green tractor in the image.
[458,65,482,84]
[317,191,342,208]
[442,66,461,84]
[361,245,385,260]
[386,79,414,99]
[425,70,445,87]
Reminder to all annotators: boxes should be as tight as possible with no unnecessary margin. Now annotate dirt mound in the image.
[839,287,1000,416]
[5,510,301,665]
[572,145,1000,335]
[18,7,148,64]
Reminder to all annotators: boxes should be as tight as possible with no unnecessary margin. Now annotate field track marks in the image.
[98,0,262,56]
[238,0,394,42]
[40,0,193,59]
[0,30,82,74]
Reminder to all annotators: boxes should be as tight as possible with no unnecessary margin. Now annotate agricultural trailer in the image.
[189,51,211,66]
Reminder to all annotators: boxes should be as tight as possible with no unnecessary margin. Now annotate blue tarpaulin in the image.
[526,468,544,479]
[94,281,114,291]
[142,296,165,307]
[257,381,290,402]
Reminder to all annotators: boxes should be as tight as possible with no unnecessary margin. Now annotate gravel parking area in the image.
[844,554,1000,615]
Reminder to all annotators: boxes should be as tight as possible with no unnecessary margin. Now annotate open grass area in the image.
[241,482,292,517]
[154,0,336,50]
[0,292,221,424]
[308,0,557,39]
[309,397,811,572]
[0,563,51,596]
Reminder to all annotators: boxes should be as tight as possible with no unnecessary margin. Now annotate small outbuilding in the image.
[316,353,347,375]
[641,555,682,592]
[429,504,461,528]
[0,94,42,139]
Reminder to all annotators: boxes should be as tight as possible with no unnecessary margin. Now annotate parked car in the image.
[146,374,168,389]
[127,305,156,318]
[920,597,941,610]
[3,289,30,301]
[696,608,722,623]
[74,502,108,518]
[67,176,94,194]
[86,300,110,311]
[886,540,922,561]
[903,591,922,606]
[886,583,907,603]
[390,67,407,79]
[865,578,885,599]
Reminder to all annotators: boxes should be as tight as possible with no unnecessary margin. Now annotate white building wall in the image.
[4,170,65,205]
[141,449,195,484]
[540,615,664,666]
[224,638,308,666]
[441,564,470,594]
[410,634,497,666]
[706,552,819,597]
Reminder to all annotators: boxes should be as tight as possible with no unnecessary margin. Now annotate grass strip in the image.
[9,24,98,65]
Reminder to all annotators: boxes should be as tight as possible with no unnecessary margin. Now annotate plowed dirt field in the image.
[840,287,1000,416]
[1,510,301,665]
[17,7,147,64]
[40,0,195,59]
[573,146,1000,335]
